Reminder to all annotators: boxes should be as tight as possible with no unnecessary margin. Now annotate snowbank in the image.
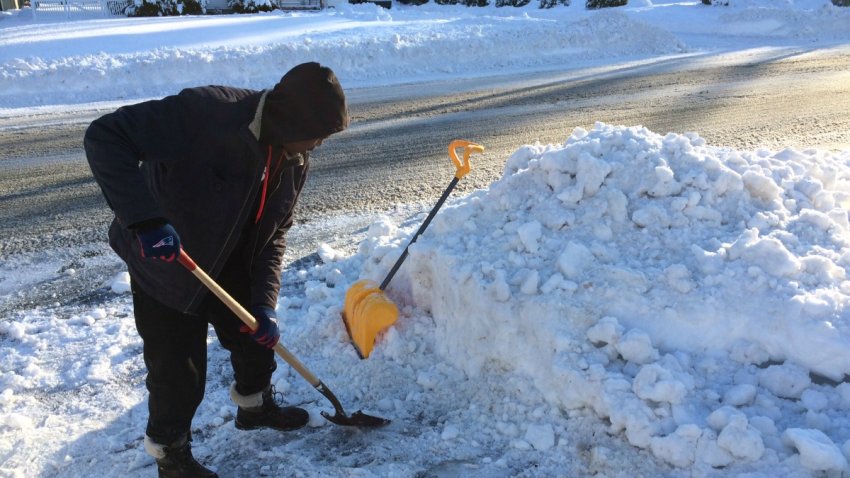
[2,0,849,110]
[0,7,685,108]
[352,123,850,471]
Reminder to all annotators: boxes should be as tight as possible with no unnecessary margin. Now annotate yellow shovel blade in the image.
[342,279,399,358]
[344,279,379,320]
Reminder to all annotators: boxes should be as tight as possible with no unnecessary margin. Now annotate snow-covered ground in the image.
[2,1,850,477]
[2,0,850,109]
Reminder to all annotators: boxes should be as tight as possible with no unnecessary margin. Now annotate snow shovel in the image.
[342,139,485,359]
[177,249,389,428]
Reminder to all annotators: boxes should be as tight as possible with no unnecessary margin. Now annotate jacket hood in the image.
[259,62,349,145]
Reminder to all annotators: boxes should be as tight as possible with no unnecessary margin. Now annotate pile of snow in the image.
[342,123,850,472]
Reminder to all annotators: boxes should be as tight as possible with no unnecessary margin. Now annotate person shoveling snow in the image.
[84,62,351,478]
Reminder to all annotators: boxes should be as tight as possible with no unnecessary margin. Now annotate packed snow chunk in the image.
[800,390,828,412]
[517,220,543,254]
[633,363,688,404]
[512,439,532,451]
[0,413,33,430]
[838,383,850,409]
[519,269,540,295]
[723,384,758,407]
[759,362,812,399]
[717,415,765,462]
[742,170,782,203]
[800,254,845,283]
[749,416,779,439]
[367,215,397,239]
[707,406,746,431]
[110,271,131,294]
[615,329,659,364]
[441,424,460,441]
[304,280,331,302]
[631,205,671,229]
[90,308,108,320]
[586,316,624,346]
[323,268,344,287]
[648,163,681,198]
[307,409,327,428]
[843,439,850,466]
[359,215,399,258]
[504,144,542,175]
[79,307,107,326]
[695,429,735,468]
[0,321,26,340]
[650,424,702,467]
[487,270,512,303]
[726,228,801,278]
[600,382,658,449]
[783,428,848,472]
[317,243,347,263]
[557,242,595,280]
[524,423,556,451]
[0,389,13,406]
[575,152,612,197]
[664,264,696,293]
[416,371,440,391]
[729,340,770,366]
[86,356,113,383]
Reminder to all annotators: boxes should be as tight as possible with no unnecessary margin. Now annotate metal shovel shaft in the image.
[379,176,459,290]
[379,140,483,290]
[177,249,389,427]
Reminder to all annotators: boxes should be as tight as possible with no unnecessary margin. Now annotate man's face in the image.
[282,138,324,155]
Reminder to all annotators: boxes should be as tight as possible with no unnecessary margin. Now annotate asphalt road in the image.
[2,47,849,312]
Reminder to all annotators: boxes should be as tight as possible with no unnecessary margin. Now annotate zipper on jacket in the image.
[255,146,272,223]
[255,145,286,223]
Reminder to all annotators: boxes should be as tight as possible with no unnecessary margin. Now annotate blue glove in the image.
[241,306,280,349]
[135,221,181,262]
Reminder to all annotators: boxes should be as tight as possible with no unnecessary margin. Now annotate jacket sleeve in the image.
[249,161,310,310]
[250,224,289,310]
[83,93,197,228]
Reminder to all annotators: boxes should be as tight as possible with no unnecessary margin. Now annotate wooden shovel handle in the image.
[177,249,321,387]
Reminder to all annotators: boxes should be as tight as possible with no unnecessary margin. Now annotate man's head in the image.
[260,62,349,151]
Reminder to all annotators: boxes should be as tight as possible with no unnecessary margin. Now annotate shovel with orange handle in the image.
[342,139,485,359]
[177,249,389,427]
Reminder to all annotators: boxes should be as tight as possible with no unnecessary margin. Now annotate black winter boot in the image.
[147,434,218,478]
[232,384,309,432]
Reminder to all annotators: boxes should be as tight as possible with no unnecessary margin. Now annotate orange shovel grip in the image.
[448,140,484,179]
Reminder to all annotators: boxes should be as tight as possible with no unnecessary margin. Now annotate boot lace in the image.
[262,385,285,410]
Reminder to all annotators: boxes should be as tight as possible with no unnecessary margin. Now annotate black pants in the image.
[132,276,276,445]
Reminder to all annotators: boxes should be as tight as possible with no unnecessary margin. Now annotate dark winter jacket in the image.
[85,67,347,314]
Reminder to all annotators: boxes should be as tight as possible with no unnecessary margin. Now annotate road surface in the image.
[1,46,849,312]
